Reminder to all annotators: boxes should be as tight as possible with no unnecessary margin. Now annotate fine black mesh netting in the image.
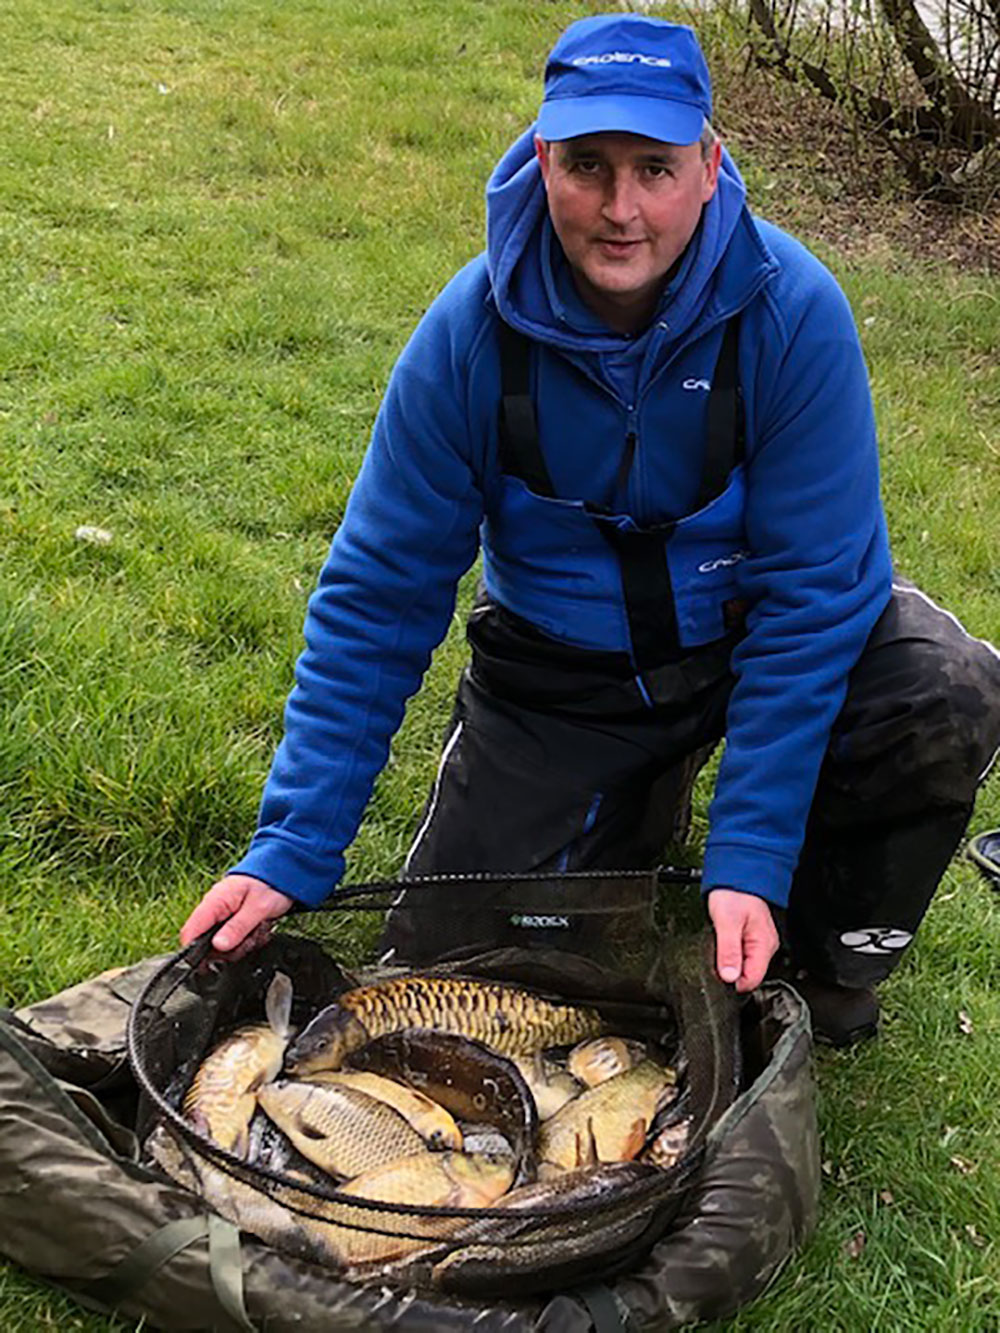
[128,869,742,1297]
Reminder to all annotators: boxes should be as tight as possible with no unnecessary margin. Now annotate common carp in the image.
[323,1149,516,1270]
[538,1060,676,1172]
[148,1123,514,1276]
[511,1054,582,1120]
[285,975,605,1075]
[183,971,294,1156]
[305,1069,463,1149]
[641,1116,693,1172]
[348,1029,539,1185]
[432,1161,657,1296]
[567,1036,648,1088]
[258,1079,425,1179]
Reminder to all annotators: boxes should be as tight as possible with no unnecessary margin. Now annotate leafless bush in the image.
[743,0,1000,203]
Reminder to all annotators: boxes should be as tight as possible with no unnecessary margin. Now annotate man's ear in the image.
[702,138,722,204]
[535,134,551,187]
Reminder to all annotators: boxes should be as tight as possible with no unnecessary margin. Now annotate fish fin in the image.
[586,1116,600,1165]
[266,971,295,1039]
[187,1107,212,1138]
[575,1118,599,1168]
[622,1116,647,1161]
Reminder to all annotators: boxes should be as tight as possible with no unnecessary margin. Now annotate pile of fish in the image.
[146,969,693,1286]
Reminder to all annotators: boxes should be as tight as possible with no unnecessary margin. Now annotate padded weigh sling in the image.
[0,872,820,1329]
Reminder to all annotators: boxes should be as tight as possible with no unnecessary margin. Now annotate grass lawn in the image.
[2,0,999,1327]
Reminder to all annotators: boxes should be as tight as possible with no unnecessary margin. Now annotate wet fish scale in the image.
[343,978,603,1053]
[306,1071,463,1149]
[148,1128,511,1275]
[258,1080,423,1179]
[432,1162,655,1294]
[538,1060,675,1172]
[286,976,605,1075]
[183,972,293,1156]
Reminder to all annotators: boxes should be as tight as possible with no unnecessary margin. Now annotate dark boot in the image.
[766,945,879,1049]
[792,975,880,1049]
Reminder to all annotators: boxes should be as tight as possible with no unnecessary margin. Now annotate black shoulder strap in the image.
[499,315,744,513]
[693,316,744,512]
[497,320,556,498]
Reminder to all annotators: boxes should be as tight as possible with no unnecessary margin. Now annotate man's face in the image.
[535,131,721,334]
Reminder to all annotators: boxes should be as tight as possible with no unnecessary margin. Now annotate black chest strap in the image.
[695,316,745,510]
[498,320,556,498]
[497,317,744,511]
[496,317,744,675]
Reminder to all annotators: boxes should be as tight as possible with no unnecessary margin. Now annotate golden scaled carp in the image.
[640,1116,693,1172]
[148,1125,513,1277]
[567,1036,647,1089]
[258,1079,425,1179]
[322,1149,516,1271]
[511,1054,582,1120]
[285,975,605,1076]
[538,1060,676,1172]
[432,1161,656,1296]
[305,1070,463,1149]
[348,1029,538,1186]
[183,971,294,1156]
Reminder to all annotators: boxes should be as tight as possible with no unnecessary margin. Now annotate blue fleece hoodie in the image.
[231,131,892,909]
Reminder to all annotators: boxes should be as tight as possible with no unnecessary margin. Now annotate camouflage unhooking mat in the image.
[0,872,821,1331]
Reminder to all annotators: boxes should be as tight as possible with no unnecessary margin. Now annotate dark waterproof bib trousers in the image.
[381,323,1000,990]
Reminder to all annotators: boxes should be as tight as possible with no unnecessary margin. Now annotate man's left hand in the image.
[707,887,779,992]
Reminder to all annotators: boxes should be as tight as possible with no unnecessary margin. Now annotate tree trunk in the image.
[877,0,999,145]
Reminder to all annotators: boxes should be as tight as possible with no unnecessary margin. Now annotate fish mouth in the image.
[283,1033,346,1077]
[283,1051,327,1078]
[283,1010,368,1076]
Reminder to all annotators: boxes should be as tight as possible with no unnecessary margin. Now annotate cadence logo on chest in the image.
[683,378,711,392]
[571,51,674,67]
[698,549,749,574]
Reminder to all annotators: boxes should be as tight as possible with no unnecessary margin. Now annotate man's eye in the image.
[644,164,672,179]
[570,160,601,174]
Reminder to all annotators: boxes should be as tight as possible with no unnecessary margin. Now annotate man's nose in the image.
[601,172,639,226]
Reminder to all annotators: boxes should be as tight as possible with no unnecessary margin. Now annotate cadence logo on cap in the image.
[572,51,674,67]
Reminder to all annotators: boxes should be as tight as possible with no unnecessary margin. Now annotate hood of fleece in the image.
[485,126,763,353]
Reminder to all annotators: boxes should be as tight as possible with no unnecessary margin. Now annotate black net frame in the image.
[128,867,740,1291]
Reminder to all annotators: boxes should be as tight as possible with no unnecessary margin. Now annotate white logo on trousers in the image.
[839,927,913,956]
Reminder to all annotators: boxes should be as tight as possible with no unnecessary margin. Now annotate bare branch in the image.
[744,0,1000,204]
[747,0,981,138]
[878,0,1000,143]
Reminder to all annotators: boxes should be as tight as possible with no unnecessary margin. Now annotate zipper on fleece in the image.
[613,430,637,510]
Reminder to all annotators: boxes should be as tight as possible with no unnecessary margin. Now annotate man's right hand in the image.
[179,874,295,954]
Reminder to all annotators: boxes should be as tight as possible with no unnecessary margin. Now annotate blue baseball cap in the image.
[536,14,712,146]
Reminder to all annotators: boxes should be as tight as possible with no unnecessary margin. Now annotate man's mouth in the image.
[594,238,644,257]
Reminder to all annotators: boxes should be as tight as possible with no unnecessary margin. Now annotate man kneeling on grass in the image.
[182,13,1000,1047]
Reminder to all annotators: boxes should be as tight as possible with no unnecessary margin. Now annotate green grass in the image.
[2,0,1000,1328]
